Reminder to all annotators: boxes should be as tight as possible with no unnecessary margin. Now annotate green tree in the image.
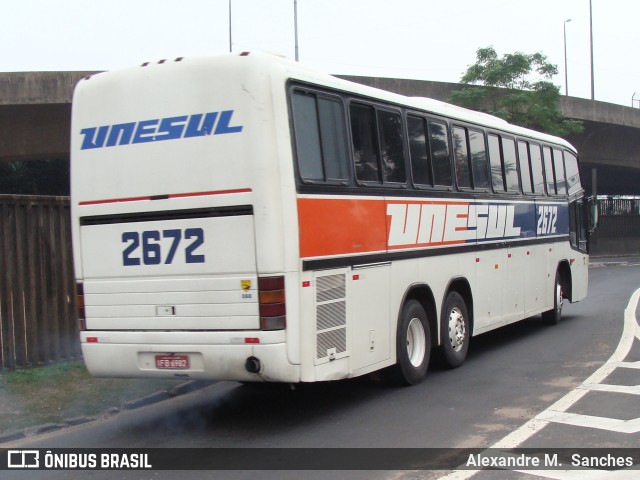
[449,46,583,137]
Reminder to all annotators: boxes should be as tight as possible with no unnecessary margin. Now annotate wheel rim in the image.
[447,307,466,352]
[406,317,426,367]
[555,282,563,316]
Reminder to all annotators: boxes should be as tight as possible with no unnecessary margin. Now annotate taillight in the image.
[77,282,86,331]
[258,276,286,330]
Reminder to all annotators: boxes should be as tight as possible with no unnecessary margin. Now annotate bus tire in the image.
[389,300,431,386]
[542,271,563,325]
[440,291,470,368]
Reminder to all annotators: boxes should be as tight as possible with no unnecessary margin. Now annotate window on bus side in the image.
[292,92,323,181]
[291,91,349,183]
[407,115,432,186]
[502,137,520,192]
[378,109,406,183]
[469,129,489,190]
[318,97,349,181]
[569,200,588,252]
[543,146,556,195]
[452,126,471,189]
[429,121,452,187]
[517,141,533,194]
[578,200,588,251]
[488,134,505,192]
[553,148,567,195]
[350,103,381,182]
[569,200,578,248]
[564,150,581,195]
[530,143,545,194]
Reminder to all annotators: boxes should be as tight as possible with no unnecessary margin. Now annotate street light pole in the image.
[294,0,299,61]
[228,0,232,53]
[589,0,595,100]
[564,19,571,96]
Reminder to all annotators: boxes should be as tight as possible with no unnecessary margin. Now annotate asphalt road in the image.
[2,262,639,479]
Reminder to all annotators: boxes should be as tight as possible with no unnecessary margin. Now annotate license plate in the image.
[155,355,190,369]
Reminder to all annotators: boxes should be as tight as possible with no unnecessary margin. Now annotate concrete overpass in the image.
[2,71,640,195]
[0,72,94,163]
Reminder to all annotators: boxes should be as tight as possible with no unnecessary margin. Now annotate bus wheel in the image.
[390,300,431,386]
[440,292,470,368]
[542,271,563,325]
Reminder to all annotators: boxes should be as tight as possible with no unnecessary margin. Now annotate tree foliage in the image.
[450,47,583,137]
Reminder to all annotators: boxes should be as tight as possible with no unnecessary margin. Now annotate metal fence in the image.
[0,195,79,370]
[596,196,640,238]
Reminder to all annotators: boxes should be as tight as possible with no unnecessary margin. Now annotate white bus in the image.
[71,52,589,386]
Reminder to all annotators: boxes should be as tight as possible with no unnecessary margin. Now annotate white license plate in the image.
[155,355,190,369]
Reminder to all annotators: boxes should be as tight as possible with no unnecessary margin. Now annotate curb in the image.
[0,379,215,445]
[589,255,640,269]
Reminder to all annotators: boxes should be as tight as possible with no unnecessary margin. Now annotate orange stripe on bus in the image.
[297,197,387,258]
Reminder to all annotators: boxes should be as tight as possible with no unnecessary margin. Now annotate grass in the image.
[0,360,183,434]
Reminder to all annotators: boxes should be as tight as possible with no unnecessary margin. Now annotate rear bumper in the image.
[80,330,300,383]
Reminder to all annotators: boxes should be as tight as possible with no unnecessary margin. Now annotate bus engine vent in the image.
[315,273,347,361]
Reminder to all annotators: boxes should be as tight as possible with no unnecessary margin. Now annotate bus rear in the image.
[71,53,299,382]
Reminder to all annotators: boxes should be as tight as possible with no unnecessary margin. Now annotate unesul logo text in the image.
[79,110,243,150]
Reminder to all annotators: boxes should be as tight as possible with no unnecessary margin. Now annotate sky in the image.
[1,0,638,107]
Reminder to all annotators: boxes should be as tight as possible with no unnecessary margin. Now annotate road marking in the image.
[536,410,640,434]
[581,382,640,395]
[610,361,640,369]
[439,287,640,480]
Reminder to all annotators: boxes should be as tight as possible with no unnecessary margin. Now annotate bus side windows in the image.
[517,141,533,194]
[529,143,545,194]
[502,137,519,192]
[488,134,519,193]
[452,127,471,189]
[543,145,570,196]
[318,97,350,181]
[407,115,432,186]
[291,91,349,183]
[569,200,588,252]
[488,134,504,192]
[553,148,567,195]
[429,121,452,187]
[452,126,489,191]
[564,150,581,194]
[350,103,381,182]
[378,110,406,183]
[542,146,556,195]
[468,129,489,190]
[407,116,452,188]
[349,103,407,185]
